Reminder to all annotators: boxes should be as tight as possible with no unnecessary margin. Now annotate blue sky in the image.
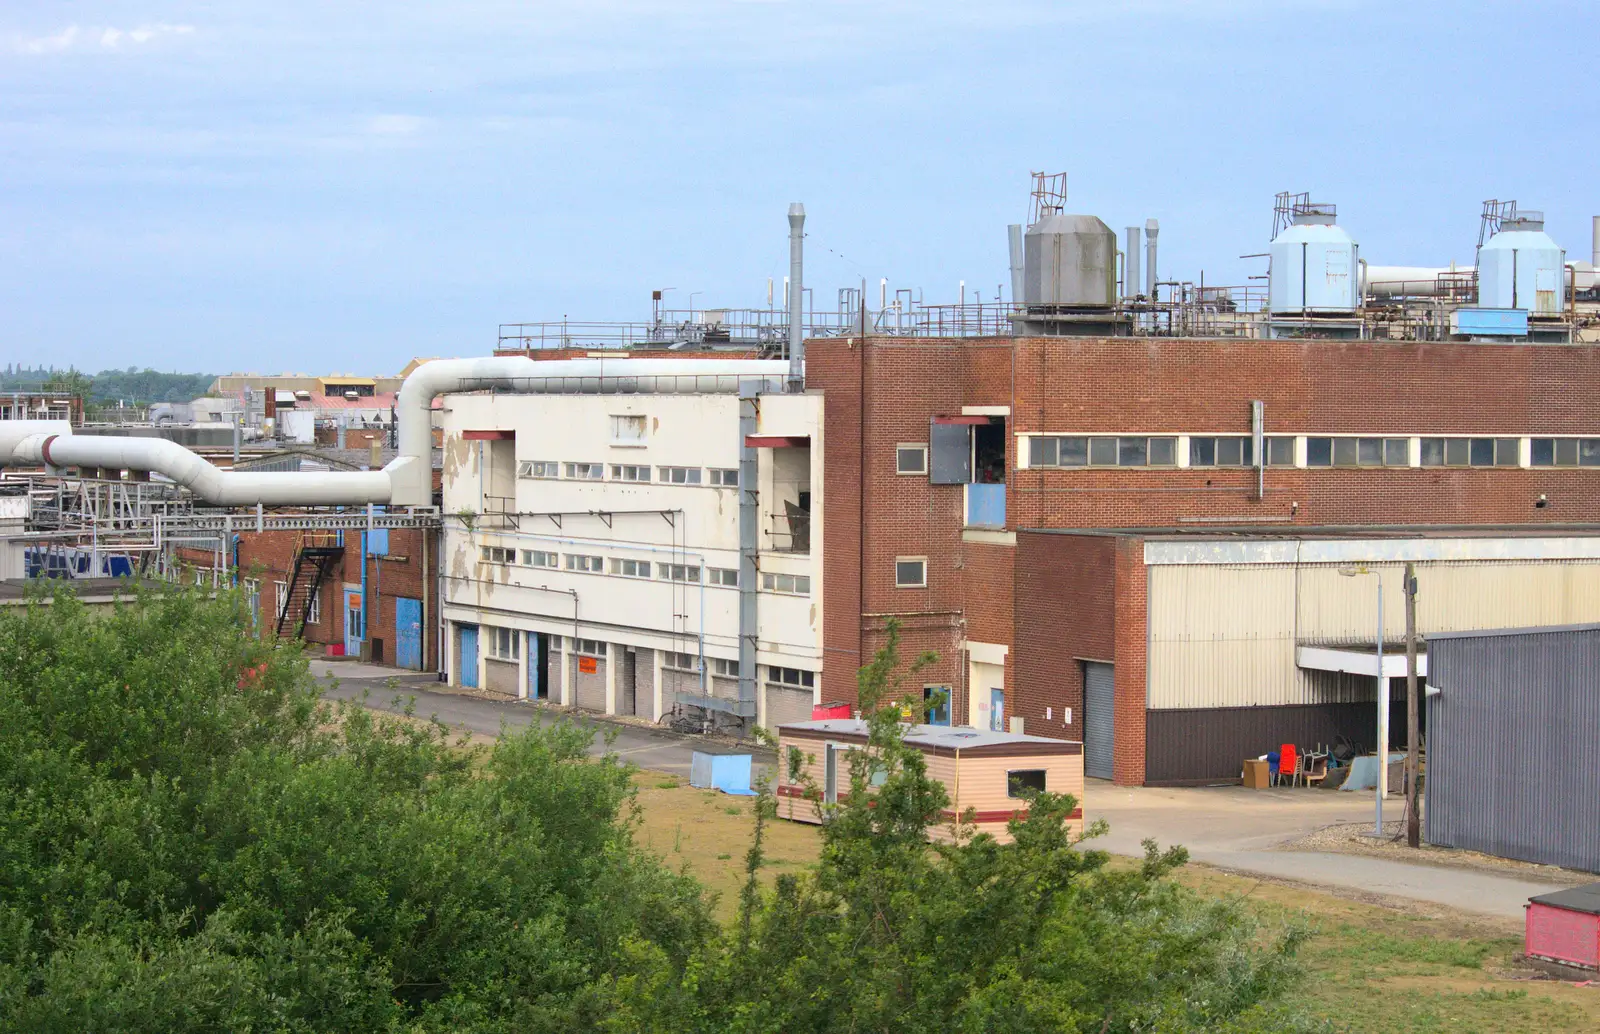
[2,1,1595,374]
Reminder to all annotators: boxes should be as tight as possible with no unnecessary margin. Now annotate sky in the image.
[2,1,1596,374]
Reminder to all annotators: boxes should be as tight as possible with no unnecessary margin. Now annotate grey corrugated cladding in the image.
[1426,625,1600,872]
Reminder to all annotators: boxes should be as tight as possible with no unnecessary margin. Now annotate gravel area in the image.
[1281,819,1596,886]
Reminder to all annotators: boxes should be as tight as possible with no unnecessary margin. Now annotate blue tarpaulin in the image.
[690,751,757,796]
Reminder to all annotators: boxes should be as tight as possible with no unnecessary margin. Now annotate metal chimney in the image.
[1144,218,1160,298]
[788,203,805,391]
[1007,224,1024,304]
[1592,214,1599,266]
[1125,226,1141,298]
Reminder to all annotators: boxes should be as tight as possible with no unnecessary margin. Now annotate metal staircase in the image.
[274,531,343,638]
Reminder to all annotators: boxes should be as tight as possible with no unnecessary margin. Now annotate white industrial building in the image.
[438,376,824,730]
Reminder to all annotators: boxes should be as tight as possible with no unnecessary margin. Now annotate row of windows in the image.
[518,460,740,486]
[476,544,805,594]
[1022,435,1600,470]
[478,630,812,691]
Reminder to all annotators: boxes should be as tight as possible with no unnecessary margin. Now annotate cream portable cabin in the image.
[774,719,1085,845]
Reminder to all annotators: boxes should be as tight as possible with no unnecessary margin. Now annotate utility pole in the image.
[1404,563,1421,848]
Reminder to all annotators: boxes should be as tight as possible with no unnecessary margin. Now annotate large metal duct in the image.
[5,357,791,508]
[1144,219,1159,298]
[787,202,805,390]
[1124,226,1141,298]
[1007,224,1025,304]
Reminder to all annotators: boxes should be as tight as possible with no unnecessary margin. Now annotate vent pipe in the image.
[1144,219,1160,298]
[1007,224,1024,305]
[787,202,805,391]
[1592,215,1599,266]
[1125,226,1141,299]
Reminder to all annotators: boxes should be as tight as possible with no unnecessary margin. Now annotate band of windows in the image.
[1022,434,1599,470]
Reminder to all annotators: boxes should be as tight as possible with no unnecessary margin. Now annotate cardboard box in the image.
[1242,758,1270,790]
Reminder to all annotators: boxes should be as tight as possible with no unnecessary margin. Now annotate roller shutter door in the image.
[1084,662,1115,780]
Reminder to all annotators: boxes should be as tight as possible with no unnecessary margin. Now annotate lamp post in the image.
[1340,564,1387,836]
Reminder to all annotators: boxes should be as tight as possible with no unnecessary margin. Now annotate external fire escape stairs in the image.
[274,532,343,638]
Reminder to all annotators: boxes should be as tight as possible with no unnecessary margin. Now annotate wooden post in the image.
[1405,563,1421,849]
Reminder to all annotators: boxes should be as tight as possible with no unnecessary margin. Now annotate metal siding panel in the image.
[928,422,972,485]
[1084,662,1115,780]
[1145,703,1379,785]
[1427,628,1600,871]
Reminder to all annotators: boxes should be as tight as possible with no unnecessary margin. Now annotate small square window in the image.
[708,567,739,587]
[1006,769,1047,798]
[712,657,740,678]
[1493,438,1519,467]
[1028,436,1058,468]
[1305,437,1332,467]
[1556,439,1580,466]
[1419,438,1445,467]
[1147,437,1176,466]
[897,445,929,475]
[1117,437,1147,466]
[895,558,927,588]
[1384,438,1409,466]
[1469,438,1495,467]
[1356,437,1382,467]
[1058,436,1088,467]
[1332,438,1359,467]
[1580,440,1600,468]
[1445,438,1470,466]
[1190,437,1217,467]
[1217,436,1246,466]
[709,468,740,487]
[611,414,646,443]
[1266,436,1296,467]
[1088,437,1117,466]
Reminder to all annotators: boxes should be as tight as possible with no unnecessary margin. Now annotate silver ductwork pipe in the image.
[1592,215,1598,266]
[6,357,790,508]
[1007,224,1025,305]
[787,202,805,390]
[1124,226,1141,298]
[1144,218,1159,298]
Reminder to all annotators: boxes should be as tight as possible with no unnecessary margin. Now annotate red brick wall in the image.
[1012,532,1115,745]
[1112,538,1148,786]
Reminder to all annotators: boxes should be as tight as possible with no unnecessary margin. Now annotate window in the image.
[924,685,952,726]
[611,464,649,482]
[488,626,520,661]
[523,549,558,568]
[761,572,811,595]
[1189,436,1253,467]
[712,657,740,678]
[1088,436,1117,466]
[518,460,560,479]
[565,554,603,573]
[611,414,646,443]
[657,562,700,582]
[1147,437,1177,466]
[1420,437,1519,467]
[1116,437,1146,466]
[1305,437,1333,467]
[480,545,515,564]
[243,578,260,631]
[1384,438,1409,466]
[896,444,928,475]
[768,666,815,688]
[274,579,320,625]
[573,638,604,656]
[663,651,697,671]
[1006,770,1047,798]
[1266,436,1296,467]
[1532,438,1600,467]
[1028,436,1057,467]
[708,567,739,587]
[1332,437,1359,467]
[610,557,651,578]
[565,462,603,480]
[658,466,702,485]
[894,558,927,588]
[709,468,739,487]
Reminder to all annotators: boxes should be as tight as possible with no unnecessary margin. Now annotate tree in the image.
[41,367,93,401]
[604,621,1326,1033]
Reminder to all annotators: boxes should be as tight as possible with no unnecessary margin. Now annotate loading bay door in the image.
[1084,661,1115,781]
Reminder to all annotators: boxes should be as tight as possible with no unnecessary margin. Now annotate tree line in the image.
[0,365,215,405]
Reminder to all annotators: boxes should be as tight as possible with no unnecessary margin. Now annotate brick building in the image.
[811,334,1600,785]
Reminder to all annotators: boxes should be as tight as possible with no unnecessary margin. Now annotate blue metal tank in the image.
[1268,204,1360,314]
[1478,213,1565,314]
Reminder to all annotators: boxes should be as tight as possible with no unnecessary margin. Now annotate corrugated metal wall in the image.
[1426,627,1600,872]
[1148,560,1600,709]
[1145,702,1378,786]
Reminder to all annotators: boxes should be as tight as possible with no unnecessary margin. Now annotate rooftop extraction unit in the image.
[1477,202,1565,315]
[1010,172,1130,337]
[1268,193,1360,315]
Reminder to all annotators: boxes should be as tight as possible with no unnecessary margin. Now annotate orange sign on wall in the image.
[578,656,598,674]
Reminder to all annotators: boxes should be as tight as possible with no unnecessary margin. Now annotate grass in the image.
[627,769,1600,1033]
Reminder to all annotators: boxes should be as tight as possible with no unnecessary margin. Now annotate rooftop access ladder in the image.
[275,531,343,638]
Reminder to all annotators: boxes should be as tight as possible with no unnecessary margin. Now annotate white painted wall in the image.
[439,390,824,711]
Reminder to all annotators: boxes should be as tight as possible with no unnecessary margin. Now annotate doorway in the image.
[1084,661,1115,780]
[343,587,364,657]
[459,624,480,689]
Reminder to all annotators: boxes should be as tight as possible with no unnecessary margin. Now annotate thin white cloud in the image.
[15,23,194,55]
[367,114,428,136]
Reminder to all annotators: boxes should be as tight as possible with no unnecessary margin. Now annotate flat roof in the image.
[1296,644,1429,678]
[1427,622,1600,642]
[779,718,1079,752]
[1530,883,1600,917]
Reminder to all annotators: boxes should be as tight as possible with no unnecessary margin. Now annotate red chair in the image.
[1275,743,1299,787]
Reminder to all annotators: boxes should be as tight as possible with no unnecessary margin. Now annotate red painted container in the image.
[1525,884,1600,971]
[811,702,852,720]
[326,643,346,657]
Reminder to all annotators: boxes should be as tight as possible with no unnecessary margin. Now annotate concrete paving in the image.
[315,665,1565,919]
[1085,782,1566,918]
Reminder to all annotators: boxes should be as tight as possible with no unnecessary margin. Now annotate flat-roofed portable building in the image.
[775,719,1084,844]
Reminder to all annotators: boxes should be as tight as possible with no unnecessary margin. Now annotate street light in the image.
[1339,564,1387,836]
[688,291,703,321]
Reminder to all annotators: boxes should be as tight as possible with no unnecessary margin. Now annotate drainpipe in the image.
[737,382,759,719]
[787,203,806,392]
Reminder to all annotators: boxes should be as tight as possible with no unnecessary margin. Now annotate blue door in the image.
[344,588,364,657]
[989,687,1005,732]
[459,624,479,688]
[395,597,422,670]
